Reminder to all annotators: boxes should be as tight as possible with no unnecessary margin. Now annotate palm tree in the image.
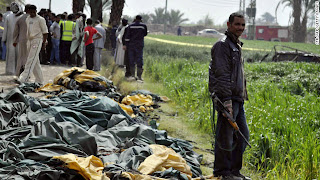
[72,0,85,13]
[87,0,103,22]
[167,9,189,26]
[276,0,315,42]
[150,8,166,24]
[108,0,125,26]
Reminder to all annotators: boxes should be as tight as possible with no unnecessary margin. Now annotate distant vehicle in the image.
[197,29,224,38]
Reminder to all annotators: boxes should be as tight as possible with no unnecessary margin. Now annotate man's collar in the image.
[225,30,243,47]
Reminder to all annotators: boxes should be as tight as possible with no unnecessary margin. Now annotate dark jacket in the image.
[124,21,147,47]
[209,31,248,103]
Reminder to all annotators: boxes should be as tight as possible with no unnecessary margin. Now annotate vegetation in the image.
[143,35,320,179]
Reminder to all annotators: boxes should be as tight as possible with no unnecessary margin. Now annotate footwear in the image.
[219,175,242,180]
[232,173,251,180]
[126,76,136,81]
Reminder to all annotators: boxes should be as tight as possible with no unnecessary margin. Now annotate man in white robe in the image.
[13,4,31,76]
[2,2,22,75]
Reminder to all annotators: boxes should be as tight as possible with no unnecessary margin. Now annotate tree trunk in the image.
[89,0,103,22]
[108,0,125,26]
[292,0,304,42]
[72,0,85,14]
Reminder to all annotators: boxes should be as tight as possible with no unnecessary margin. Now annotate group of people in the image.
[0,2,106,85]
[113,15,148,82]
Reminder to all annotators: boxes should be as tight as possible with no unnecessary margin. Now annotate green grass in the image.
[147,34,320,55]
[143,39,320,179]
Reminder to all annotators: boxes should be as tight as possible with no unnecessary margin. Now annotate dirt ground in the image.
[0,60,80,95]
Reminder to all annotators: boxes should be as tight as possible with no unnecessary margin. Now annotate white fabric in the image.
[2,13,20,75]
[114,25,128,66]
[93,47,102,71]
[18,39,44,84]
[26,15,48,40]
[70,16,84,57]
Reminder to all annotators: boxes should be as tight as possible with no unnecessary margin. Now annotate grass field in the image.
[147,34,320,55]
[143,35,320,179]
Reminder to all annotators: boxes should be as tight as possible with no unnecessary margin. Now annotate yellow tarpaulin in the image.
[121,94,154,106]
[53,154,109,180]
[138,144,193,180]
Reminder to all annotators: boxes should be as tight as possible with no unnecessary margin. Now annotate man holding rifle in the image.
[209,12,250,180]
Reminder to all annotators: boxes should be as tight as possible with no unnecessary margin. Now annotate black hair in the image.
[60,14,65,19]
[6,6,10,11]
[95,20,100,24]
[67,14,73,20]
[228,12,244,23]
[135,15,142,20]
[0,13,2,17]
[122,18,128,26]
[86,18,93,25]
[29,5,37,11]
[24,4,31,12]
[51,13,56,17]
[81,14,87,26]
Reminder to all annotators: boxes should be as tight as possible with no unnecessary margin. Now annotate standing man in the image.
[2,6,12,61]
[13,4,31,76]
[177,26,182,36]
[49,14,61,65]
[123,15,148,82]
[60,14,75,65]
[83,18,102,70]
[0,14,4,60]
[93,20,106,71]
[2,2,22,75]
[209,12,250,180]
[18,5,48,85]
[70,12,85,67]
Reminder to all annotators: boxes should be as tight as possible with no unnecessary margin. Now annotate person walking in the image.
[114,18,128,67]
[123,15,148,82]
[209,12,251,180]
[2,2,22,75]
[83,18,102,70]
[13,4,31,76]
[49,14,61,65]
[18,5,48,85]
[93,20,106,71]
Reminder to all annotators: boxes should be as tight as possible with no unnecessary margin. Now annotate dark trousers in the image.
[124,49,131,77]
[85,43,94,70]
[60,40,72,65]
[213,101,249,176]
[128,46,143,68]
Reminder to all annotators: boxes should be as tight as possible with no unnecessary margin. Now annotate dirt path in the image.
[0,60,79,94]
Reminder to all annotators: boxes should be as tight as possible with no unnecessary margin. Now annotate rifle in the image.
[211,92,251,148]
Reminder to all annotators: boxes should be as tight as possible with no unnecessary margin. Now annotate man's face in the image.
[227,17,245,38]
[56,17,61,22]
[29,9,36,18]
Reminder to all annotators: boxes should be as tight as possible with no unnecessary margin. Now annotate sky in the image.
[23,0,293,26]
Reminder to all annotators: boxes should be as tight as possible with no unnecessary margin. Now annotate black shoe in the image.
[219,175,242,180]
[232,173,251,180]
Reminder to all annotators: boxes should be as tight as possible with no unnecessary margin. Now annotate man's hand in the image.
[123,45,126,51]
[223,100,233,119]
[42,41,47,50]
[13,43,17,47]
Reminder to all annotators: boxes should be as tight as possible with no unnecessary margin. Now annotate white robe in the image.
[115,25,128,66]
[2,13,21,75]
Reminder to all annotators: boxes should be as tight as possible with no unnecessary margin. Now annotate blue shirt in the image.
[124,21,148,47]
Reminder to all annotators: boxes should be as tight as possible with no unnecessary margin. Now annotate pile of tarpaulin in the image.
[0,68,206,180]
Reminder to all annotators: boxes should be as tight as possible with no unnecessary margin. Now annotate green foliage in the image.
[144,38,320,179]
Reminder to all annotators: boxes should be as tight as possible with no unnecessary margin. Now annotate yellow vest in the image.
[61,20,75,41]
